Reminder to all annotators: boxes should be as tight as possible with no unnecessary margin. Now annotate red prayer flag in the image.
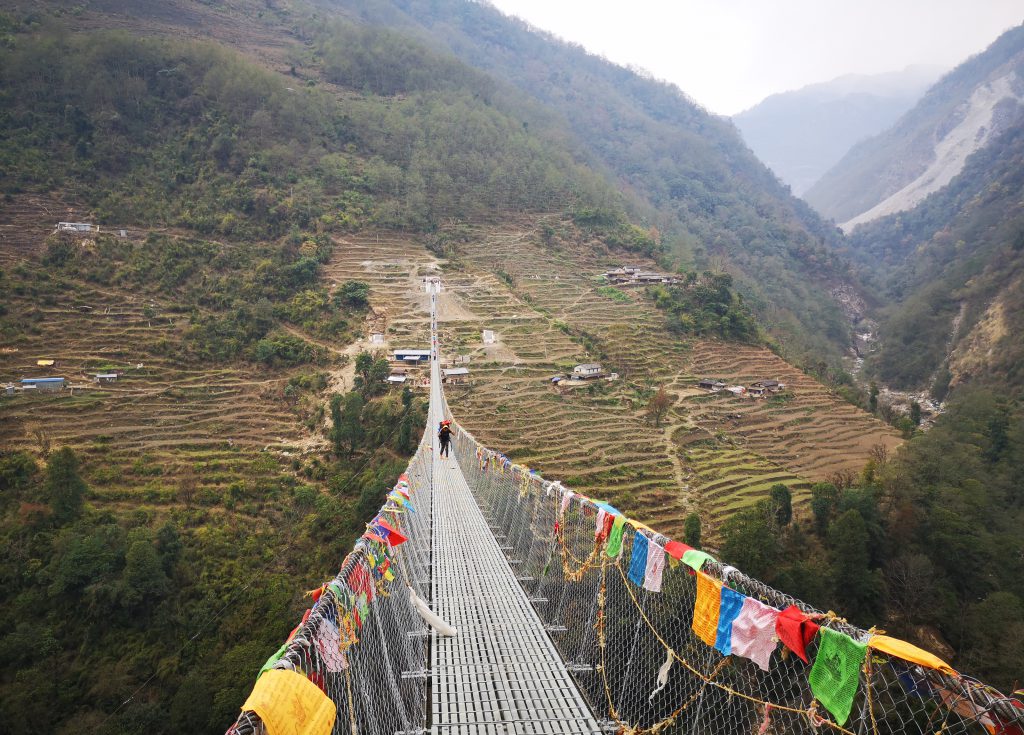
[347,562,374,600]
[775,605,820,663]
[665,540,693,560]
[376,518,408,546]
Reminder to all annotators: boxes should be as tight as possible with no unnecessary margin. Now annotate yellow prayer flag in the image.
[868,634,957,675]
[692,571,722,647]
[241,668,336,735]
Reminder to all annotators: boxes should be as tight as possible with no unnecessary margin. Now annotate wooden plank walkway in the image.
[427,291,600,734]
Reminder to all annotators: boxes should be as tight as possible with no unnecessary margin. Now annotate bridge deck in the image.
[428,303,600,734]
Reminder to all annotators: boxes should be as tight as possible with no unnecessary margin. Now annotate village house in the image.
[92,373,119,384]
[442,367,470,385]
[572,363,604,379]
[393,348,431,363]
[21,377,65,392]
[750,380,785,393]
[56,222,97,233]
[698,379,726,392]
[603,266,681,286]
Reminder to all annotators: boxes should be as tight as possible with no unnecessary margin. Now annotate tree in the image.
[155,522,182,574]
[721,503,780,581]
[45,448,87,523]
[645,386,671,427]
[868,382,879,414]
[332,392,365,457]
[684,512,701,548]
[827,509,884,622]
[809,482,839,537]
[120,534,171,613]
[769,483,792,527]
[909,401,922,426]
[334,280,370,308]
[354,351,373,381]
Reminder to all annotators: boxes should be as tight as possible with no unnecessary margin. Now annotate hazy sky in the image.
[487,0,1024,115]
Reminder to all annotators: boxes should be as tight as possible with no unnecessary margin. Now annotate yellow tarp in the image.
[868,634,957,675]
[36,359,55,366]
[692,571,722,647]
[241,668,336,735]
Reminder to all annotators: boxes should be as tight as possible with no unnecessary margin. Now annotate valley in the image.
[0,2,1022,730]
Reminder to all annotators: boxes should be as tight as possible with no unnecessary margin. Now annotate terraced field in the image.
[436,218,902,534]
[1,208,901,538]
[0,200,339,515]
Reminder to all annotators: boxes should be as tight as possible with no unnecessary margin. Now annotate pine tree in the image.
[45,447,86,523]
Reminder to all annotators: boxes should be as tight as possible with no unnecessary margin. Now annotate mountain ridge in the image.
[805,23,1024,226]
[733,66,942,196]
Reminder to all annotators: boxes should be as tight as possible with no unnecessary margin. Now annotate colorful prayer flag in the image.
[664,540,693,560]
[730,597,780,671]
[347,562,374,600]
[372,517,408,547]
[605,515,627,558]
[775,605,820,664]
[628,532,649,587]
[258,642,288,679]
[692,571,722,647]
[682,549,715,572]
[241,668,336,735]
[559,490,573,517]
[808,627,867,726]
[867,634,956,675]
[714,587,746,655]
[315,617,349,673]
[643,540,666,592]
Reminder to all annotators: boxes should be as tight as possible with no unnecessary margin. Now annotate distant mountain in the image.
[733,66,943,196]
[805,25,1024,228]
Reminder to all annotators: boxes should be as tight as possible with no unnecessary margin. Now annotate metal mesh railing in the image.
[452,423,1024,735]
[227,427,435,735]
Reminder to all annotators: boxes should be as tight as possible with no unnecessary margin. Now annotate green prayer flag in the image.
[258,642,288,679]
[605,515,627,558]
[682,549,715,571]
[808,627,867,726]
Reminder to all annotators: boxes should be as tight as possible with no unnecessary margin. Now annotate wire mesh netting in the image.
[227,428,435,735]
[452,425,1024,735]
[227,281,1021,735]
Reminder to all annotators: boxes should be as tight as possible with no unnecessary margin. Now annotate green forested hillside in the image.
[316,0,855,363]
[849,118,1024,392]
[0,29,614,234]
[719,386,1024,691]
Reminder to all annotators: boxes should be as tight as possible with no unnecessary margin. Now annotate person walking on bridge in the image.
[438,419,453,458]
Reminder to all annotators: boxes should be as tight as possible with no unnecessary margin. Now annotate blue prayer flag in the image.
[628,532,649,587]
[714,587,746,655]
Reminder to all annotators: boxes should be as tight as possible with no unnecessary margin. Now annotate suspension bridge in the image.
[227,285,1023,735]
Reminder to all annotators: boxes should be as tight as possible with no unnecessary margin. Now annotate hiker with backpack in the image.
[438,419,453,457]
